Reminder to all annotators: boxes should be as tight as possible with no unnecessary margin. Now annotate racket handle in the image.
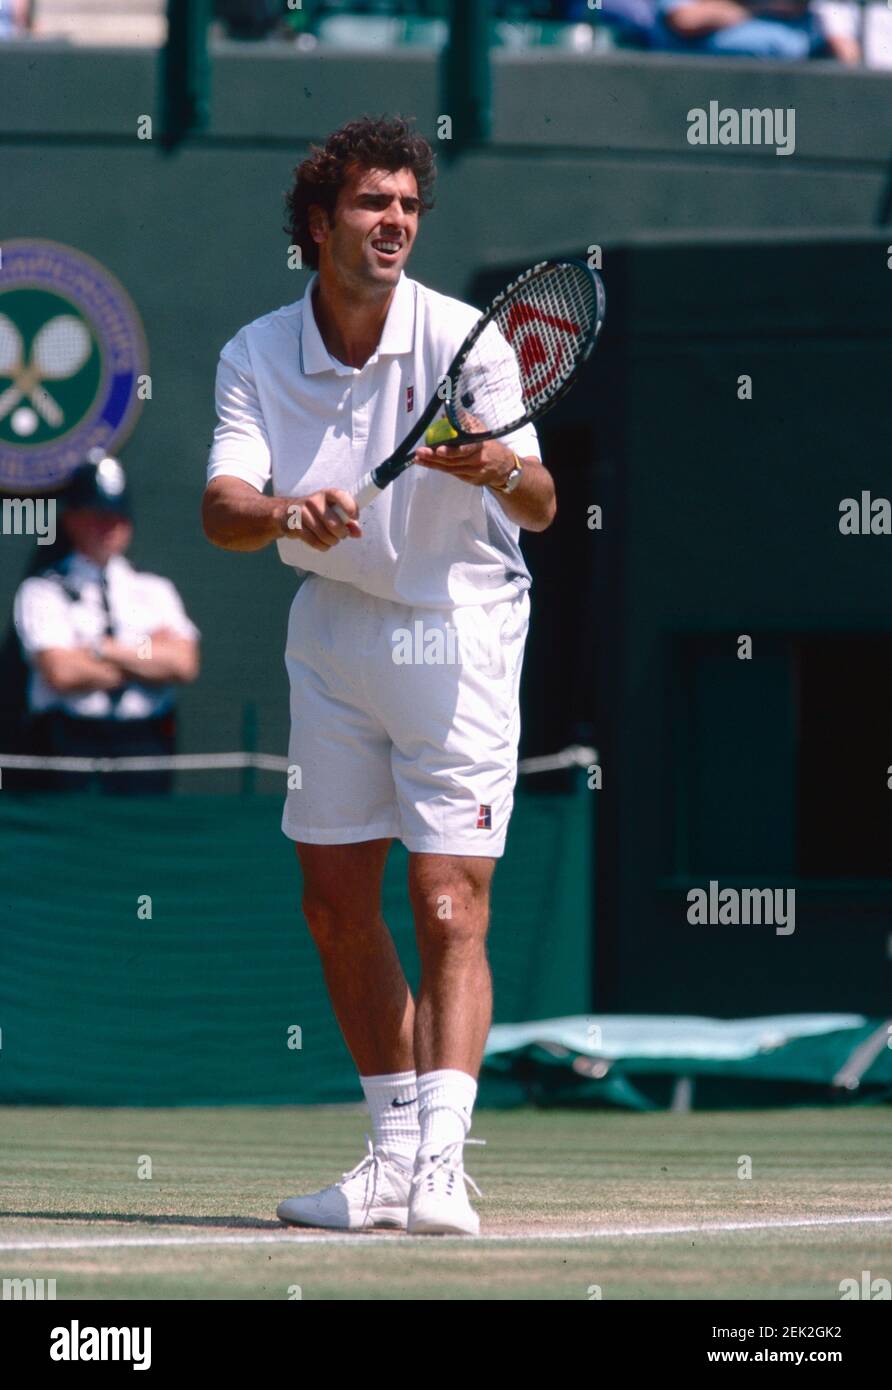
[353,472,385,509]
[333,471,383,523]
[334,427,452,521]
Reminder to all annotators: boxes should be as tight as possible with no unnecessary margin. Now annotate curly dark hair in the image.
[284,115,436,271]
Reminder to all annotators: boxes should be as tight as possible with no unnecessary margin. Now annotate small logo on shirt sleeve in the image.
[476,804,492,830]
[406,385,414,413]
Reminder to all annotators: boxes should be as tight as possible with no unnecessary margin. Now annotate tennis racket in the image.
[333,258,605,519]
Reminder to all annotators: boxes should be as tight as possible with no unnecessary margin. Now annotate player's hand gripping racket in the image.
[332,258,605,521]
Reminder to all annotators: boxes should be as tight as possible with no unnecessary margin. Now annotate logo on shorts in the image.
[406,385,414,413]
[476,804,492,830]
[0,239,148,492]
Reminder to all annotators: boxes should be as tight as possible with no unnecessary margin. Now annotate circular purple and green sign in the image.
[0,239,148,493]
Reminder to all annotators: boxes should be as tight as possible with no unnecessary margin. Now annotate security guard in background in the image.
[12,452,200,793]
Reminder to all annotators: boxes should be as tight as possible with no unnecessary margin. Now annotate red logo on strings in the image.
[503,301,581,393]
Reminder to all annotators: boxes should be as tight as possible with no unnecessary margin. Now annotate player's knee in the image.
[412,881,489,955]
[301,891,345,945]
[301,888,381,947]
[418,916,485,962]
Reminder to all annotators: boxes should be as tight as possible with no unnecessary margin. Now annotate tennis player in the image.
[202,116,554,1236]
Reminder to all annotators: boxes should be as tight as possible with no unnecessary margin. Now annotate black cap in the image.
[64,450,131,517]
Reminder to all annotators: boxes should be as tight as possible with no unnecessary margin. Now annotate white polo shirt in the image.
[207,271,541,609]
[14,552,200,720]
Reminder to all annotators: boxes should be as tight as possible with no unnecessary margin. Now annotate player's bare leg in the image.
[296,838,414,1075]
[277,838,418,1231]
[408,852,495,1075]
[406,851,496,1235]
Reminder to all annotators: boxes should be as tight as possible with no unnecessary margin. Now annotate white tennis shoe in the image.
[407,1139,484,1236]
[277,1137,412,1231]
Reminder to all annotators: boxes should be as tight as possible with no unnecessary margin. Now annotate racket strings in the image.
[452,263,599,438]
[502,264,597,411]
[452,333,522,435]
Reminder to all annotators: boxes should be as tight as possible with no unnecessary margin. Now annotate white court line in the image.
[2,1212,892,1251]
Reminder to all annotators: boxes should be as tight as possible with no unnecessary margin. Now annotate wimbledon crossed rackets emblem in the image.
[0,240,147,493]
[0,313,93,429]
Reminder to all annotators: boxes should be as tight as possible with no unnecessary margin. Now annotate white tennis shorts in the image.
[282,575,530,857]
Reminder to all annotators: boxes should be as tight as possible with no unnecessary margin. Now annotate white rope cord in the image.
[0,744,597,777]
[517,743,597,775]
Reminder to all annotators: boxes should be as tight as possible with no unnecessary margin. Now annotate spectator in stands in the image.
[0,0,30,38]
[650,0,860,61]
[12,452,200,794]
[557,0,658,47]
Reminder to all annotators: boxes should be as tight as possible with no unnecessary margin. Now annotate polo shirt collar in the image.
[299,271,416,375]
[65,551,131,584]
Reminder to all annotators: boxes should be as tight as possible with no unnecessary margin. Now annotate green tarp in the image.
[483,1015,892,1109]
[0,787,592,1106]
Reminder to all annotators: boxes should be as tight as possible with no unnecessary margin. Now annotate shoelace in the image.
[337,1136,409,1226]
[410,1138,486,1200]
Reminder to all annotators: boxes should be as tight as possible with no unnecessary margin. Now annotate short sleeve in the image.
[144,577,201,642]
[207,333,273,493]
[501,418,542,462]
[471,320,542,462]
[13,576,76,657]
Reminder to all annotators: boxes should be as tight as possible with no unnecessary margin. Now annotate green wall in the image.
[594,234,892,1015]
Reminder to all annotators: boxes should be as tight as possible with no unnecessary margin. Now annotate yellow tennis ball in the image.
[425,417,459,447]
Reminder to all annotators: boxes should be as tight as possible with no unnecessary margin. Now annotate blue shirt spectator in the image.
[0,0,29,38]
[650,0,860,60]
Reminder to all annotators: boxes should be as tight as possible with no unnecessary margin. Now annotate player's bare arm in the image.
[413,440,556,532]
[202,475,361,553]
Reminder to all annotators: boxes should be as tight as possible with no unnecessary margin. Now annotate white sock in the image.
[417,1069,477,1153]
[360,1071,420,1166]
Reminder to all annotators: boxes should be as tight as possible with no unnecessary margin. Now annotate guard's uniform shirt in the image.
[14,551,199,720]
[13,551,199,794]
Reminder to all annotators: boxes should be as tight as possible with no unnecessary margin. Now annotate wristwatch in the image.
[494,453,523,495]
